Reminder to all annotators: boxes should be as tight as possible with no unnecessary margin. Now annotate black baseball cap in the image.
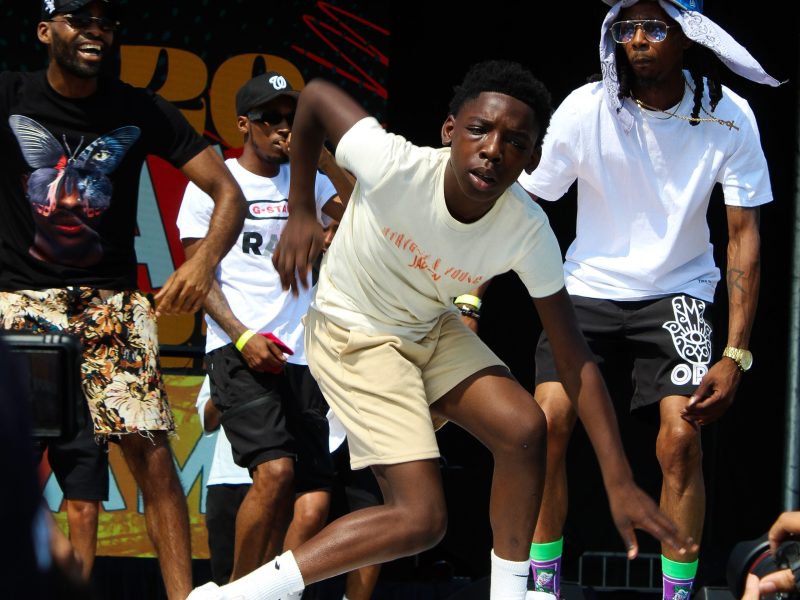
[236,72,299,117]
[41,0,117,21]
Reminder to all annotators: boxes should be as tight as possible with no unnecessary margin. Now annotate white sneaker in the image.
[525,592,557,600]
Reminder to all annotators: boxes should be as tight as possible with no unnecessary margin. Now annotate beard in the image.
[50,32,105,79]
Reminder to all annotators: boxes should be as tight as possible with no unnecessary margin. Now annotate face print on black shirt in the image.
[9,114,140,268]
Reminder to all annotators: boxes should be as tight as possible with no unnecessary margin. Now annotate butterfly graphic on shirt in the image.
[9,114,140,218]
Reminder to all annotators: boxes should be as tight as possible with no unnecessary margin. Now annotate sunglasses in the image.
[247,110,295,127]
[50,13,120,33]
[611,20,675,43]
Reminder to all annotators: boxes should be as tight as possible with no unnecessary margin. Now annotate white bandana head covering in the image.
[600,0,783,131]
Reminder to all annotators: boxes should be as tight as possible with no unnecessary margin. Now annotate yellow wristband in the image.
[454,294,482,311]
[235,329,257,352]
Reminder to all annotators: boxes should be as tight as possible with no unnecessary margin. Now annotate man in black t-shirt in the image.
[0,1,246,597]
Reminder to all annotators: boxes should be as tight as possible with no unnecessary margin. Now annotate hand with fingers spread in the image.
[154,253,214,316]
[606,480,697,560]
[682,358,741,426]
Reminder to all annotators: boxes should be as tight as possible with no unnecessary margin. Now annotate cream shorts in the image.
[304,307,506,469]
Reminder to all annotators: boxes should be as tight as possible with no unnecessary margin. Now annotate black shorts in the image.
[535,294,715,409]
[35,413,109,501]
[206,345,334,491]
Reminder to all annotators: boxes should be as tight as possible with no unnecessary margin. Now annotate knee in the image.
[398,504,448,552]
[251,458,294,493]
[67,500,99,526]
[293,497,329,532]
[493,407,547,463]
[656,424,703,477]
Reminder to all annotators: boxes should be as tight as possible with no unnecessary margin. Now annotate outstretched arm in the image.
[272,79,369,294]
[534,288,696,559]
[684,206,760,425]
[155,147,247,315]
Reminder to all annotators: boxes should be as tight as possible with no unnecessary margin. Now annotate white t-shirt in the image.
[195,376,252,486]
[314,117,565,339]
[177,158,336,362]
[518,78,772,301]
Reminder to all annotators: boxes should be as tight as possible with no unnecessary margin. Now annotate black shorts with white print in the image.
[535,294,714,409]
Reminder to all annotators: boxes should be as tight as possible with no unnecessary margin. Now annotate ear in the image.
[441,115,455,146]
[236,115,249,135]
[524,145,542,175]
[37,22,52,45]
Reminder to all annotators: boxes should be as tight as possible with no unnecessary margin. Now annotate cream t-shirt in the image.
[314,117,565,340]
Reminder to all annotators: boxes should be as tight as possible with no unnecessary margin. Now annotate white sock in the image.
[221,550,305,600]
[490,549,530,600]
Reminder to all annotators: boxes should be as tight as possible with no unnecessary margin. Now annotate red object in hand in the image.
[258,332,294,373]
[258,332,294,355]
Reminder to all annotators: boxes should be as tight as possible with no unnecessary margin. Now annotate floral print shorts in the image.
[0,287,175,438]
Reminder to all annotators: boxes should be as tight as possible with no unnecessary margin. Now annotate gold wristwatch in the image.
[722,346,753,372]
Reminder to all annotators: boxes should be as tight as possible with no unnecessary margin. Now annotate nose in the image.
[57,189,81,209]
[630,23,649,47]
[479,131,502,163]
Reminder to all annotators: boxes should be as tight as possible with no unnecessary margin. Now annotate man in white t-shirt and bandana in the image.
[177,71,349,584]
[514,1,781,598]
[188,59,698,600]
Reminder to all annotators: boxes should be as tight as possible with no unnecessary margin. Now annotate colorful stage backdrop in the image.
[29,0,389,559]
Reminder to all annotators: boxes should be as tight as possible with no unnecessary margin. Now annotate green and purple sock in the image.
[530,538,562,598]
[661,555,698,600]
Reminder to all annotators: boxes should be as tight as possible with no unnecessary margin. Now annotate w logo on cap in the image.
[269,75,288,91]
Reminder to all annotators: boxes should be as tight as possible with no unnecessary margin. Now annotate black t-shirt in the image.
[0,70,208,291]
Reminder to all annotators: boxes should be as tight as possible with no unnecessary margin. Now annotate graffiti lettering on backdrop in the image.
[27,0,389,558]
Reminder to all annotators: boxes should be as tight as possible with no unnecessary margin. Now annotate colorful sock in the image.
[490,549,530,600]
[661,556,698,600]
[221,550,304,600]
[530,538,562,598]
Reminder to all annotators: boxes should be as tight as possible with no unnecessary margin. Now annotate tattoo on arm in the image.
[727,268,746,295]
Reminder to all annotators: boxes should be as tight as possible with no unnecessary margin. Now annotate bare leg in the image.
[657,396,704,562]
[231,457,294,580]
[344,564,382,600]
[119,432,192,600]
[65,499,99,580]
[531,382,576,543]
[434,366,548,560]
[291,459,447,585]
[284,490,330,550]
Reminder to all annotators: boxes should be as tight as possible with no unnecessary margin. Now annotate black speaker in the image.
[0,332,84,439]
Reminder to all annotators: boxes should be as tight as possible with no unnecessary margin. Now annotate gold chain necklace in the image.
[631,83,739,131]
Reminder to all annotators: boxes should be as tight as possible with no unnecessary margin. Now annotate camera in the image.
[0,332,84,440]
[728,533,800,599]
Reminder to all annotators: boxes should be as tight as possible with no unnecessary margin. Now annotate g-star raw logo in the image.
[662,296,712,386]
[269,75,288,90]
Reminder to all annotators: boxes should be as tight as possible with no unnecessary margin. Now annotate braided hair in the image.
[615,30,724,125]
[448,60,552,146]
